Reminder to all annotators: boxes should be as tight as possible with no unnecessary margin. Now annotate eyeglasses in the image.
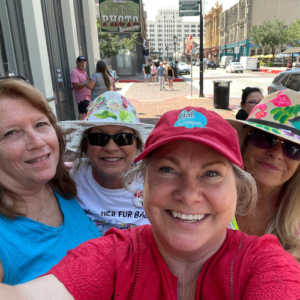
[85,132,137,147]
[248,129,300,161]
[245,101,261,107]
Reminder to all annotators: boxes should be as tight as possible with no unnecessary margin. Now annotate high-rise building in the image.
[146,9,205,60]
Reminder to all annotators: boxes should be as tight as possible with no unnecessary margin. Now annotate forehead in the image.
[89,125,134,134]
[150,140,230,165]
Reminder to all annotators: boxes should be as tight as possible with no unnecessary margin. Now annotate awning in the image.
[282,47,300,54]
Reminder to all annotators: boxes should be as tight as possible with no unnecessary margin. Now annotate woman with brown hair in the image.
[86,60,112,99]
[0,79,100,285]
[228,89,300,262]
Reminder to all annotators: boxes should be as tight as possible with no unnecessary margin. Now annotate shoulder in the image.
[236,109,248,120]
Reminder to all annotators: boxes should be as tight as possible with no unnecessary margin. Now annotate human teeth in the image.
[170,210,205,222]
[26,155,49,163]
[104,158,121,161]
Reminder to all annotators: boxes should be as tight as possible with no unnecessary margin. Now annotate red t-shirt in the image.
[70,67,91,103]
[46,225,300,299]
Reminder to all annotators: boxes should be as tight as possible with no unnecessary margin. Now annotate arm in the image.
[72,82,87,90]
[0,275,74,300]
[85,79,95,90]
[112,81,117,91]
[172,69,174,77]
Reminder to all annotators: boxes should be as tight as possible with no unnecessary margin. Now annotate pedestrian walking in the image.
[157,62,165,90]
[150,62,157,85]
[85,60,111,101]
[167,64,174,90]
[70,56,91,120]
[143,62,151,85]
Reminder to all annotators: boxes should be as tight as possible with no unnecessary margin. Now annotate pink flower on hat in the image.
[255,111,267,119]
[271,91,291,107]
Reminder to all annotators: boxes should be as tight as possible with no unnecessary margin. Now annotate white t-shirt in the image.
[71,164,150,235]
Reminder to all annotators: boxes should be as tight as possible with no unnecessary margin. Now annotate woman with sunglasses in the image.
[59,91,154,235]
[228,89,300,262]
[236,87,263,121]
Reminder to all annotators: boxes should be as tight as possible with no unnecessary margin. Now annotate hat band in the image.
[247,118,300,136]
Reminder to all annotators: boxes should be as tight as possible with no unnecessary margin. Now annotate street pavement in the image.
[116,67,278,125]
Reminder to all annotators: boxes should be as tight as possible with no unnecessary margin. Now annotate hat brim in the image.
[59,120,154,152]
[135,134,244,168]
[227,119,300,145]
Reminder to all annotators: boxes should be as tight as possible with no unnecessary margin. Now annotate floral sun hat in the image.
[59,91,154,152]
[227,89,300,145]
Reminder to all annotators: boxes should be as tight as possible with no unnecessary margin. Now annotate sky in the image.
[143,0,239,21]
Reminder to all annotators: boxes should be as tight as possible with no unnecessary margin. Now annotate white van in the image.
[220,56,234,69]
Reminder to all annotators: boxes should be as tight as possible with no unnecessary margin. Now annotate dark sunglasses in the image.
[85,132,137,147]
[248,129,300,161]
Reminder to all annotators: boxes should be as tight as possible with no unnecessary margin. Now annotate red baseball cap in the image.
[135,106,244,169]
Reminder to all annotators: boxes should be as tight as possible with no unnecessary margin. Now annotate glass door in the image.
[116,50,132,75]
[41,0,74,121]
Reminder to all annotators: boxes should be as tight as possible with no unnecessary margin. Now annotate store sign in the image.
[234,46,240,54]
[179,11,198,17]
[99,0,141,32]
[227,49,233,53]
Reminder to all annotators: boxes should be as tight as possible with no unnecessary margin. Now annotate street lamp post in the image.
[165,45,169,62]
[199,0,204,97]
[173,35,178,78]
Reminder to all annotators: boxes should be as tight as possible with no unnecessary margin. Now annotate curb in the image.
[119,77,185,83]
[260,68,283,74]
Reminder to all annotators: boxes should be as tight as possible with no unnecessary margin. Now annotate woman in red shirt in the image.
[1,107,300,299]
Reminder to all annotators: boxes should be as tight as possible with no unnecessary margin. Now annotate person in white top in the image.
[59,91,154,235]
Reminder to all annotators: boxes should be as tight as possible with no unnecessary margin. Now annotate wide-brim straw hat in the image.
[59,91,154,152]
[227,89,300,145]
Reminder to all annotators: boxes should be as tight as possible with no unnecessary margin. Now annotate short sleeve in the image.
[70,70,79,84]
[45,236,116,300]
[242,235,300,299]
[91,72,98,83]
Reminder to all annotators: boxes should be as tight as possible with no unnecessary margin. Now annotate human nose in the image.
[175,174,203,205]
[266,141,284,159]
[103,136,119,151]
[26,130,46,150]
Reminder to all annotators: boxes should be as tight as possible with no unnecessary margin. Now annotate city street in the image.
[182,66,276,97]
[117,68,278,124]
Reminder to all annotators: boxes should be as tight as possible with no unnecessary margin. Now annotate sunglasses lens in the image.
[114,134,136,146]
[87,133,109,146]
[248,130,276,149]
[282,141,300,161]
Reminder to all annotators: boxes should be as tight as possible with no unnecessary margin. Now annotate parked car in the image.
[219,56,234,68]
[177,62,190,74]
[108,70,119,82]
[268,69,300,94]
[226,62,244,73]
[206,61,217,69]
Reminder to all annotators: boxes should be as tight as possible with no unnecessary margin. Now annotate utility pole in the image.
[199,0,204,97]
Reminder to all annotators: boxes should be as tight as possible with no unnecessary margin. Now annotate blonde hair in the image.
[239,126,300,248]
[124,152,257,215]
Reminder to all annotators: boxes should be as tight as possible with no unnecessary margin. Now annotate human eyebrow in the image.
[201,160,227,169]
[156,156,181,166]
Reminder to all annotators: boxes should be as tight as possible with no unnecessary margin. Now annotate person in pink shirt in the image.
[70,56,91,120]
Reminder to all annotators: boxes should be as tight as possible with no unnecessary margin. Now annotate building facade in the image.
[99,0,148,76]
[204,2,222,61]
[220,0,300,60]
[0,0,100,121]
[146,9,204,61]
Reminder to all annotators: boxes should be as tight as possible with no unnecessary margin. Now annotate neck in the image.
[237,184,283,236]
[153,230,226,300]
[92,167,123,189]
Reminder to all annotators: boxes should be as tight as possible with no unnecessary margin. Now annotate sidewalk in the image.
[119,82,240,125]
[118,71,184,82]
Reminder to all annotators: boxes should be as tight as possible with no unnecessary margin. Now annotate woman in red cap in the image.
[1,107,300,299]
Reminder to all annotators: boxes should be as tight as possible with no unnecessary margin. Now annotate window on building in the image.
[149,29,154,32]
[150,34,155,37]
[184,34,189,38]
[184,29,189,32]
[149,25,154,28]
[191,30,196,32]
[184,25,189,28]
[191,25,196,28]
[177,25,182,28]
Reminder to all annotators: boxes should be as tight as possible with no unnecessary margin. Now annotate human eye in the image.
[204,170,220,177]
[36,122,49,128]
[159,166,176,173]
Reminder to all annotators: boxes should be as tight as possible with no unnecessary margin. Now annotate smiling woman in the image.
[59,91,154,235]
[1,106,299,300]
[0,79,100,285]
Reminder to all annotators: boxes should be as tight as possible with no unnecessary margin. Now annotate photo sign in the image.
[99,0,141,32]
